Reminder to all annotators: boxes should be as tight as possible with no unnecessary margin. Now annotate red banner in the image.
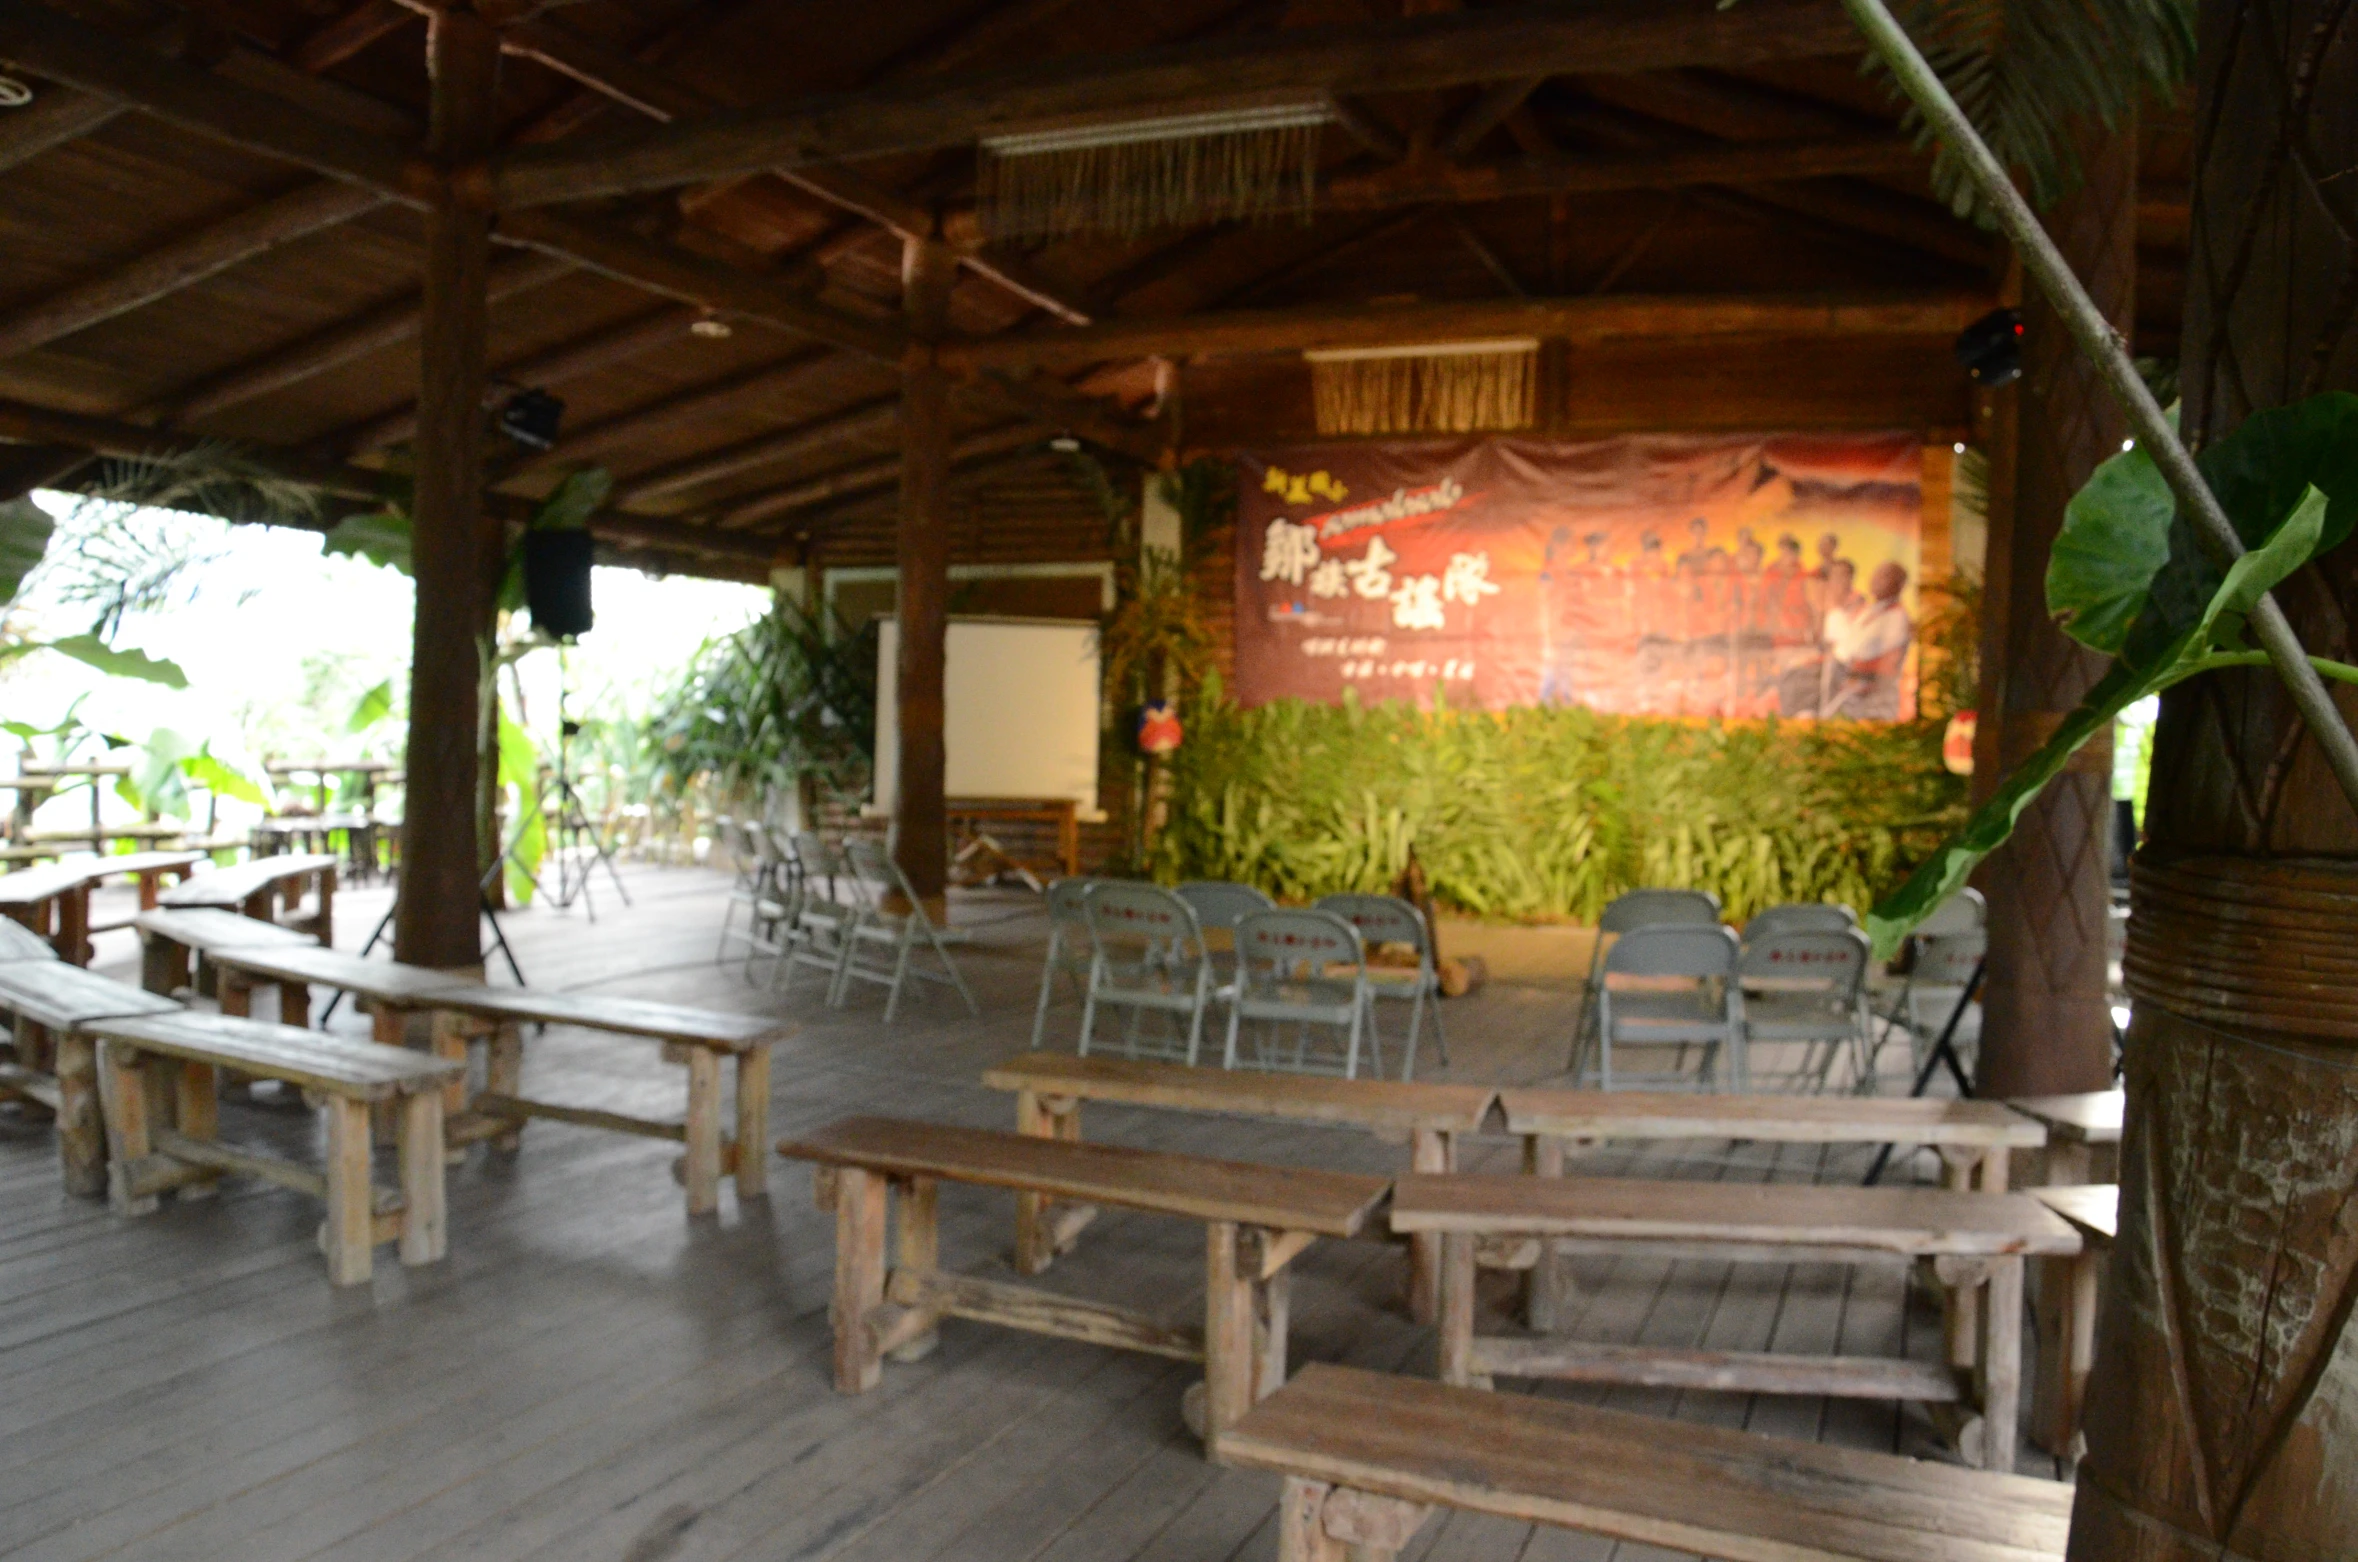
[1233,434,1925,720]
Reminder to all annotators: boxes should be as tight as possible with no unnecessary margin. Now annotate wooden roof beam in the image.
[939,290,1989,370]
[480,0,1861,207]
[715,421,1047,532]
[493,348,849,477]
[0,83,125,174]
[1441,76,1544,160]
[0,0,431,200]
[612,395,899,508]
[289,0,416,75]
[1318,135,1924,212]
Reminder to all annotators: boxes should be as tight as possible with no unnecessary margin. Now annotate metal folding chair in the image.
[1079,882,1217,1064]
[1738,901,1859,942]
[1314,892,1448,1079]
[1586,922,1745,1092]
[714,819,774,966]
[1874,928,1987,1085]
[832,837,978,1023]
[1030,876,1102,1048]
[1570,888,1723,1075]
[1223,908,1378,1080]
[776,832,860,1001]
[1739,926,1873,1093]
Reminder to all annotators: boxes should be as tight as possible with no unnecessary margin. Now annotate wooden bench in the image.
[983,1051,1493,1319]
[155,852,338,944]
[1389,1172,2082,1471]
[2006,1089,2124,1185]
[1499,1087,2046,1358]
[1222,1363,2071,1562]
[777,1114,1391,1456]
[0,862,101,966]
[2029,1182,2116,1462]
[0,914,58,964]
[79,1009,461,1286]
[0,962,181,1195]
[420,984,787,1217]
[133,905,318,999]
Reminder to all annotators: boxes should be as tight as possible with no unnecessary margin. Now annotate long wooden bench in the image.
[777,1115,1391,1456]
[1500,1088,2047,1354]
[0,862,100,965]
[79,1009,461,1285]
[1389,1171,2082,1472]
[0,914,58,964]
[982,1051,1493,1319]
[155,852,338,944]
[1222,1363,2071,1562]
[0,962,181,1195]
[408,983,787,1217]
[2029,1183,2117,1463]
[2006,1089,2124,1185]
[133,905,318,999]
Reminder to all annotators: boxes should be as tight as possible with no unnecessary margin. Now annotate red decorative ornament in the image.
[1137,700,1183,756]
[1943,711,1977,775]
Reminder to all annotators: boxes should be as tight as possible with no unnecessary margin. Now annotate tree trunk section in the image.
[2069,5,2358,1556]
[893,236,956,910]
[395,9,498,970]
[1974,121,2138,1100]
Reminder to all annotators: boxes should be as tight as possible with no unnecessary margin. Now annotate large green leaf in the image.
[0,497,54,607]
[530,468,610,533]
[1871,482,2335,957]
[346,677,395,734]
[2047,445,2171,653]
[41,635,188,688]
[498,704,545,904]
[183,751,268,807]
[323,508,413,573]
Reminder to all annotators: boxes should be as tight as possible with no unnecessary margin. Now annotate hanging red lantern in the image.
[1137,700,1183,756]
[1943,710,1977,775]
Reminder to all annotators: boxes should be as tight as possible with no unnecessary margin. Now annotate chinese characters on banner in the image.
[1234,435,1925,720]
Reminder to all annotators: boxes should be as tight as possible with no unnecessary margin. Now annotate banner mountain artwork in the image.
[1234,435,1926,720]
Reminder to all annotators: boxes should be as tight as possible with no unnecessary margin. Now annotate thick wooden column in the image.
[2069,5,2358,1554]
[1972,121,2138,1099]
[395,8,498,970]
[893,236,956,911]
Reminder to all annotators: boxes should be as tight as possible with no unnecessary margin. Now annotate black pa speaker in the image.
[1954,307,2024,388]
[523,529,594,639]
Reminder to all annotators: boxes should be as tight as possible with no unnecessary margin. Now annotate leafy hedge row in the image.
[1150,683,1967,925]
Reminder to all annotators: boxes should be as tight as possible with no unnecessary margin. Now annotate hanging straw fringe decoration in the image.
[978,103,1329,239]
[1308,340,1539,435]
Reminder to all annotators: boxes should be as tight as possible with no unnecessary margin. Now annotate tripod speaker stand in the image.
[507,666,631,920]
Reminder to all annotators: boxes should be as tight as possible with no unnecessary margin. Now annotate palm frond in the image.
[1876,0,2195,218]
[82,441,322,530]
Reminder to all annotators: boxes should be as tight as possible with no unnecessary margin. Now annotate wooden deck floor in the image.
[0,863,2065,1561]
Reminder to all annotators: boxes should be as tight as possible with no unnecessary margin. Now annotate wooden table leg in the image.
[1523,1132,1564,1330]
[1277,1478,1344,1562]
[1013,1087,1053,1274]
[316,867,336,946]
[398,1089,448,1266]
[219,971,253,1020]
[141,932,189,996]
[733,1045,771,1202]
[1940,1147,1983,1370]
[52,1028,105,1198]
[172,1059,220,1201]
[278,980,310,1030]
[2044,1138,2093,1186]
[889,1175,939,1362]
[2033,1247,2101,1459]
[1256,1265,1292,1401]
[832,1165,889,1393]
[1437,1230,1479,1388]
[99,1042,156,1215]
[683,1046,722,1217]
[486,1023,523,1151]
[57,885,90,966]
[1978,1254,2025,1471]
[1203,1219,1257,1458]
[323,1095,375,1287]
[426,1011,470,1121]
[1407,1127,1449,1324]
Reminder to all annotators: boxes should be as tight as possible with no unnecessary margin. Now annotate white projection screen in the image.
[872,616,1102,812]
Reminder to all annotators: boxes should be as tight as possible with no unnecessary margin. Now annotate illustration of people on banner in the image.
[1235,435,1924,721]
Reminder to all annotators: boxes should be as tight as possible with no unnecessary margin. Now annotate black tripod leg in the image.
[321,901,399,1023]
[1864,959,1985,1186]
[479,893,527,986]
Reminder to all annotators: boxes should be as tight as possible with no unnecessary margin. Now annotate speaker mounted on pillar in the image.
[523,529,594,640]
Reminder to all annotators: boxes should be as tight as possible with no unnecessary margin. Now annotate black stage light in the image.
[523,529,594,639]
[498,387,566,450]
[1954,308,2024,388]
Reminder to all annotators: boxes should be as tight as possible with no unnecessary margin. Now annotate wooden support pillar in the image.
[2070,5,2358,1553]
[396,7,499,970]
[893,235,957,911]
[1972,118,2136,1099]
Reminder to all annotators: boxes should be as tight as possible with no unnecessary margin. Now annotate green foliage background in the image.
[1152,681,1967,925]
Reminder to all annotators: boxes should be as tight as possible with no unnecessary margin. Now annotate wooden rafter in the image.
[1317,136,1924,213]
[613,395,898,508]
[495,349,847,477]
[480,0,1861,207]
[939,290,1987,370]
[290,0,415,75]
[718,420,1046,532]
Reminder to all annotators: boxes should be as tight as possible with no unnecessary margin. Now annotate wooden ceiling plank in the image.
[941,289,1988,369]
[613,395,900,507]
[290,0,417,76]
[1318,135,1924,212]
[0,85,126,174]
[716,420,1045,531]
[1443,208,1530,297]
[1441,75,1543,160]
[495,348,845,476]
[483,0,1862,208]
[0,0,427,200]
[140,250,573,426]
[1327,94,1407,161]
[0,178,390,363]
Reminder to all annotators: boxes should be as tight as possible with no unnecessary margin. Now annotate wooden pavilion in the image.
[0,1,2186,987]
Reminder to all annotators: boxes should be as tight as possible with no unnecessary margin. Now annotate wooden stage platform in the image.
[0,863,2061,1562]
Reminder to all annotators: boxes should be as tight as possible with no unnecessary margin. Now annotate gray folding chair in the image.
[777,832,861,1002]
[1586,922,1745,1092]
[1739,926,1873,1093]
[1315,892,1448,1079]
[1738,902,1859,943]
[833,837,978,1023]
[1176,879,1274,1015]
[1030,876,1102,1048]
[1874,927,1987,1085]
[1079,883,1216,1065]
[714,819,773,965]
[1223,908,1378,1080]
[1570,888,1723,1075]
